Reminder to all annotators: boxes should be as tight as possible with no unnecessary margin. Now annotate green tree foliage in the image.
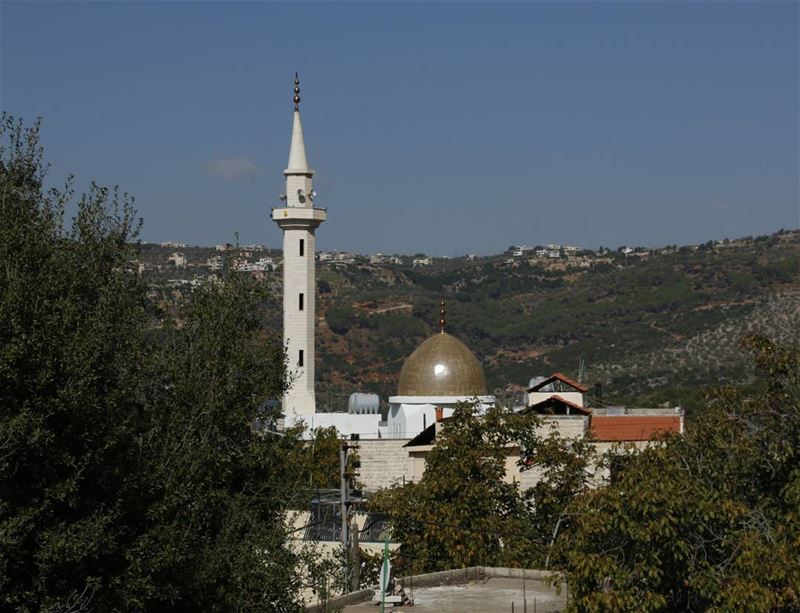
[364,311,426,340]
[287,426,342,490]
[124,277,299,609]
[513,423,597,569]
[0,116,149,610]
[0,115,305,611]
[371,404,527,573]
[557,337,800,612]
[370,404,596,574]
[325,304,358,335]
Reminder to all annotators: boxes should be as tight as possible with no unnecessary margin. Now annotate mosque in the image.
[271,76,683,491]
[272,74,495,442]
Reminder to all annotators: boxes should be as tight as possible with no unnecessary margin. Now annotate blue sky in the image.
[2,1,797,255]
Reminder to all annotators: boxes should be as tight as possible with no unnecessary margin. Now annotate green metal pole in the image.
[380,535,389,613]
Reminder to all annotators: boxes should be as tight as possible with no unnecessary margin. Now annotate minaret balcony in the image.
[271,206,327,230]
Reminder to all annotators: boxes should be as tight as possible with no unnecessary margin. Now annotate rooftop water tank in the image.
[528,376,548,390]
[348,393,380,415]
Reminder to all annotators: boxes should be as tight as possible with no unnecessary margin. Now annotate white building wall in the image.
[283,412,383,439]
[528,390,585,408]
[387,395,495,439]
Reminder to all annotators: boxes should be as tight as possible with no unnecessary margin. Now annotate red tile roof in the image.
[590,415,682,442]
[527,372,589,394]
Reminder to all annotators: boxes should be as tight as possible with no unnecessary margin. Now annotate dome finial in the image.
[293,72,301,111]
[439,297,446,333]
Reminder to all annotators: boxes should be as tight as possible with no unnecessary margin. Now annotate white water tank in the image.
[348,393,380,415]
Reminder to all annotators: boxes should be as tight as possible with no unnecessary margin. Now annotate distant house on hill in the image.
[167,252,187,268]
[206,255,224,271]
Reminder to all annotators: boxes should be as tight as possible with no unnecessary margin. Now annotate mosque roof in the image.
[397,332,488,397]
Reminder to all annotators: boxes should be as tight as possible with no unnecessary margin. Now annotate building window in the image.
[298,349,304,367]
[299,292,304,311]
[299,238,304,256]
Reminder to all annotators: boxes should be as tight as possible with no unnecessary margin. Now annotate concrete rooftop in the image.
[343,577,566,612]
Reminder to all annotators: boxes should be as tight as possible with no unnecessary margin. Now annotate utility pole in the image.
[339,442,350,592]
[339,434,361,593]
[350,515,360,591]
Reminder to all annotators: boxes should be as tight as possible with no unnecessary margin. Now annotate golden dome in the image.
[397,332,487,396]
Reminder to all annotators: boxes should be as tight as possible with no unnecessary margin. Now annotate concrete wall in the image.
[538,415,587,439]
[397,566,562,588]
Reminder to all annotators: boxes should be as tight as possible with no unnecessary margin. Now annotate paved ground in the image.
[343,577,567,612]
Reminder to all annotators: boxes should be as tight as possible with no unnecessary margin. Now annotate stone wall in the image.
[357,438,413,491]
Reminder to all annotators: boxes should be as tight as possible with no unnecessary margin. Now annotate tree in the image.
[512,421,597,569]
[124,275,300,610]
[370,403,597,574]
[286,425,342,490]
[1,115,149,611]
[370,404,528,574]
[0,115,305,611]
[556,336,800,611]
[325,304,357,335]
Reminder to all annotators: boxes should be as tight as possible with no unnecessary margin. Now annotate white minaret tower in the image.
[271,73,326,417]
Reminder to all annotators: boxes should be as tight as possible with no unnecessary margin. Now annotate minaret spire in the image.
[286,73,311,175]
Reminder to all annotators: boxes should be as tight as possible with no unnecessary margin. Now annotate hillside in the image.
[138,230,800,414]
[312,230,799,412]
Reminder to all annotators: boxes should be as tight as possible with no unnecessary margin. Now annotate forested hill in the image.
[310,231,799,411]
[140,230,799,413]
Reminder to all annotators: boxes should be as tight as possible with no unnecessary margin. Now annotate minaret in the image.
[271,73,326,417]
